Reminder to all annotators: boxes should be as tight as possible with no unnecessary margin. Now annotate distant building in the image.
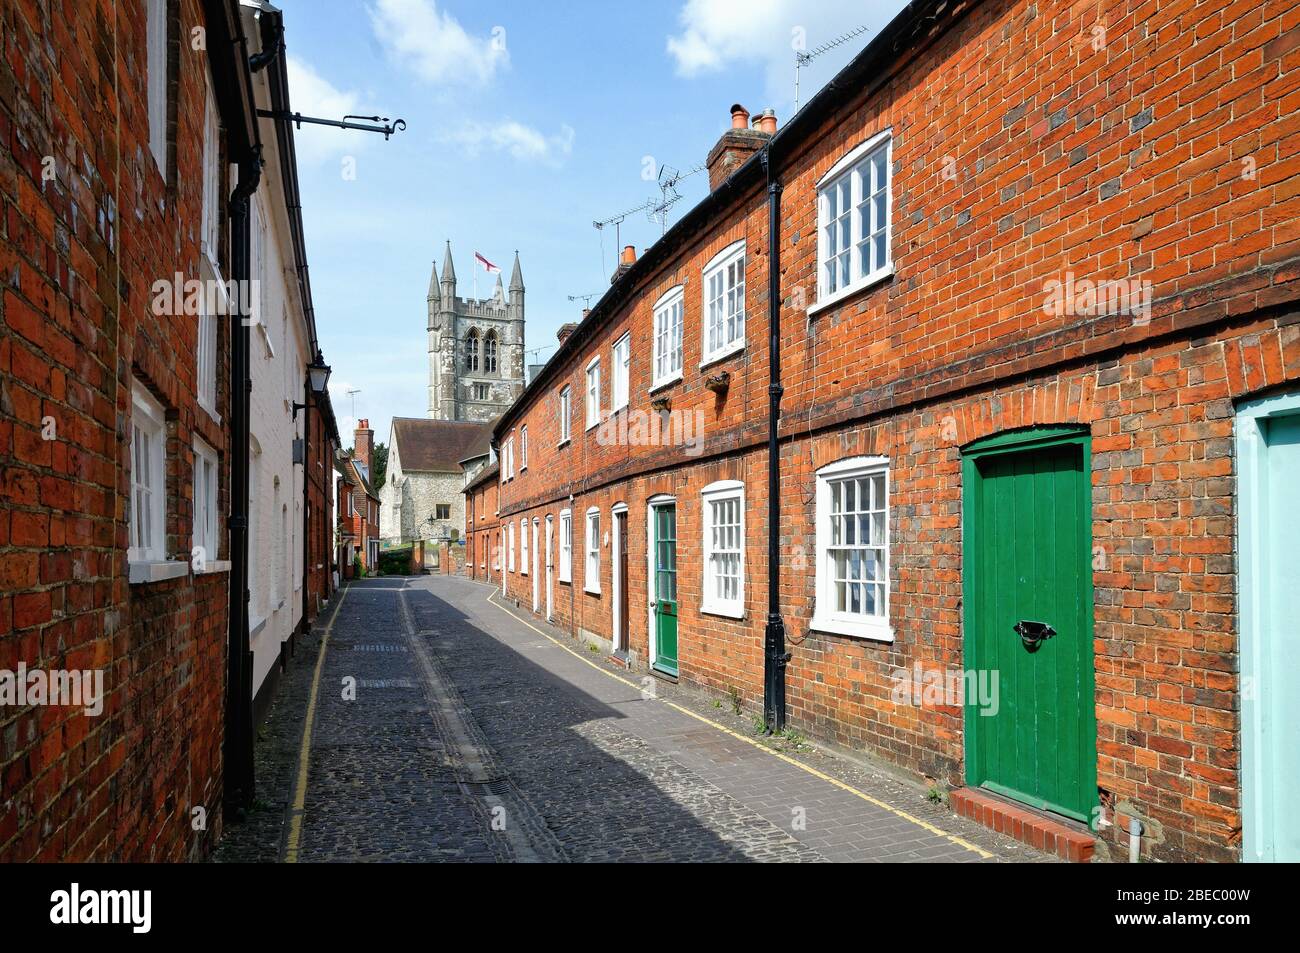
[427,243,527,422]
[337,420,381,574]
[379,417,492,545]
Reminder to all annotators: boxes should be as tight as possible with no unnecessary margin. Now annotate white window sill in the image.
[557,438,571,448]
[611,400,629,414]
[810,613,895,642]
[584,584,601,595]
[700,340,745,370]
[808,264,895,318]
[650,372,683,394]
[128,559,190,585]
[195,560,232,574]
[585,420,600,431]
[559,577,572,585]
[196,399,222,425]
[701,602,744,620]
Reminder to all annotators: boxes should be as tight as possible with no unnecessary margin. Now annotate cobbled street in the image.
[214,576,1053,863]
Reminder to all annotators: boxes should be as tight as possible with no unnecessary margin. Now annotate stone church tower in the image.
[426,242,526,422]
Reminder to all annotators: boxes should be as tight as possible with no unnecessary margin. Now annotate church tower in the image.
[426,242,526,422]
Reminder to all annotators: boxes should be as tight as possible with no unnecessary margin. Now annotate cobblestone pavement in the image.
[214,575,1053,863]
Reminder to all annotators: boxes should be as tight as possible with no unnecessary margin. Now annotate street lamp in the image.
[307,350,331,393]
[293,351,332,419]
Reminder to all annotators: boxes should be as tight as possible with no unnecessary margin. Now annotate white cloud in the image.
[666,0,905,108]
[441,120,575,167]
[368,0,508,87]
[286,57,364,164]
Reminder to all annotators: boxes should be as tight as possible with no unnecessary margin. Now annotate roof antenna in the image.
[794,25,871,113]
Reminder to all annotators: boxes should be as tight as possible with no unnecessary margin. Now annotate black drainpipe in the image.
[761,148,790,732]
[224,145,263,815]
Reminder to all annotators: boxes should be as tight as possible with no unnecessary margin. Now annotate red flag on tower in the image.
[474,252,501,274]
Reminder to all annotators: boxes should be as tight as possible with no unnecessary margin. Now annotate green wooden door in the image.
[1239,399,1300,861]
[653,503,678,675]
[963,428,1097,824]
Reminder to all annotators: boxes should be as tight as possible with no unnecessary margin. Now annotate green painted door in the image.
[653,503,678,675]
[1239,401,1300,862]
[963,428,1097,824]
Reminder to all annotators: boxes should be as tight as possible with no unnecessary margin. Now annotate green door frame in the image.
[1237,390,1300,862]
[961,425,1098,824]
[647,496,678,675]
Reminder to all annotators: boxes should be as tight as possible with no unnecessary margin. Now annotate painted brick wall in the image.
[487,0,1300,861]
[1,0,230,859]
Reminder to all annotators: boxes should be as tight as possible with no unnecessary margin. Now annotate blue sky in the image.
[275,0,907,442]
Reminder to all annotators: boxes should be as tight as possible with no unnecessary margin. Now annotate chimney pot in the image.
[730,103,750,129]
[758,109,777,134]
[354,419,374,473]
[621,245,636,265]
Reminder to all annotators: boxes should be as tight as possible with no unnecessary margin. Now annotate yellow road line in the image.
[484,590,993,860]
[282,585,350,863]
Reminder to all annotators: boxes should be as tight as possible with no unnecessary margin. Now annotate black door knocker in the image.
[1014,620,1057,653]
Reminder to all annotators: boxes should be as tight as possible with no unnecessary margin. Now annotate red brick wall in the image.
[1,0,230,859]
[494,0,1300,861]
[305,401,335,620]
[465,474,499,585]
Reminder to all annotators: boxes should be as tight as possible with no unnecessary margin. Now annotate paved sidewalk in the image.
[214,575,1051,862]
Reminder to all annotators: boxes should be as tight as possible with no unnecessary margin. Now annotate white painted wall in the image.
[244,33,313,699]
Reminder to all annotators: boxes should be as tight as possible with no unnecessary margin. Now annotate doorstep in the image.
[950,787,1095,862]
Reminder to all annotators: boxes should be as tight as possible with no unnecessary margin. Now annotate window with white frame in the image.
[559,509,572,582]
[504,435,514,479]
[250,195,266,327]
[816,131,892,305]
[193,438,219,570]
[702,240,745,364]
[584,508,600,593]
[652,286,684,388]
[508,521,516,571]
[201,71,221,263]
[585,357,601,428]
[812,456,892,640]
[559,386,571,444]
[196,258,220,417]
[701,481,744,618]
[521,425,528,470]
[146,0,169,175]
[129,381,167,564]
[612,333,630,411]
[520,518,529,574]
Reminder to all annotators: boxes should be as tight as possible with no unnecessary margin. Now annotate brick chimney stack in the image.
[706,104,775,191]
[354,418,373,473]
[558,322,580,344]
[611,244,636,285]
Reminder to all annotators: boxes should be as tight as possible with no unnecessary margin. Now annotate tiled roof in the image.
[392,417,492,473]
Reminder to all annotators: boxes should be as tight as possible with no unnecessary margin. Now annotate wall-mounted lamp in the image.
[293,351,333,419]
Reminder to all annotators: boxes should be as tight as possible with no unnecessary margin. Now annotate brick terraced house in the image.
[465,460,500,590]
[338,420,381,575]
[1,0,338,859]
[484,0,1300,862]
